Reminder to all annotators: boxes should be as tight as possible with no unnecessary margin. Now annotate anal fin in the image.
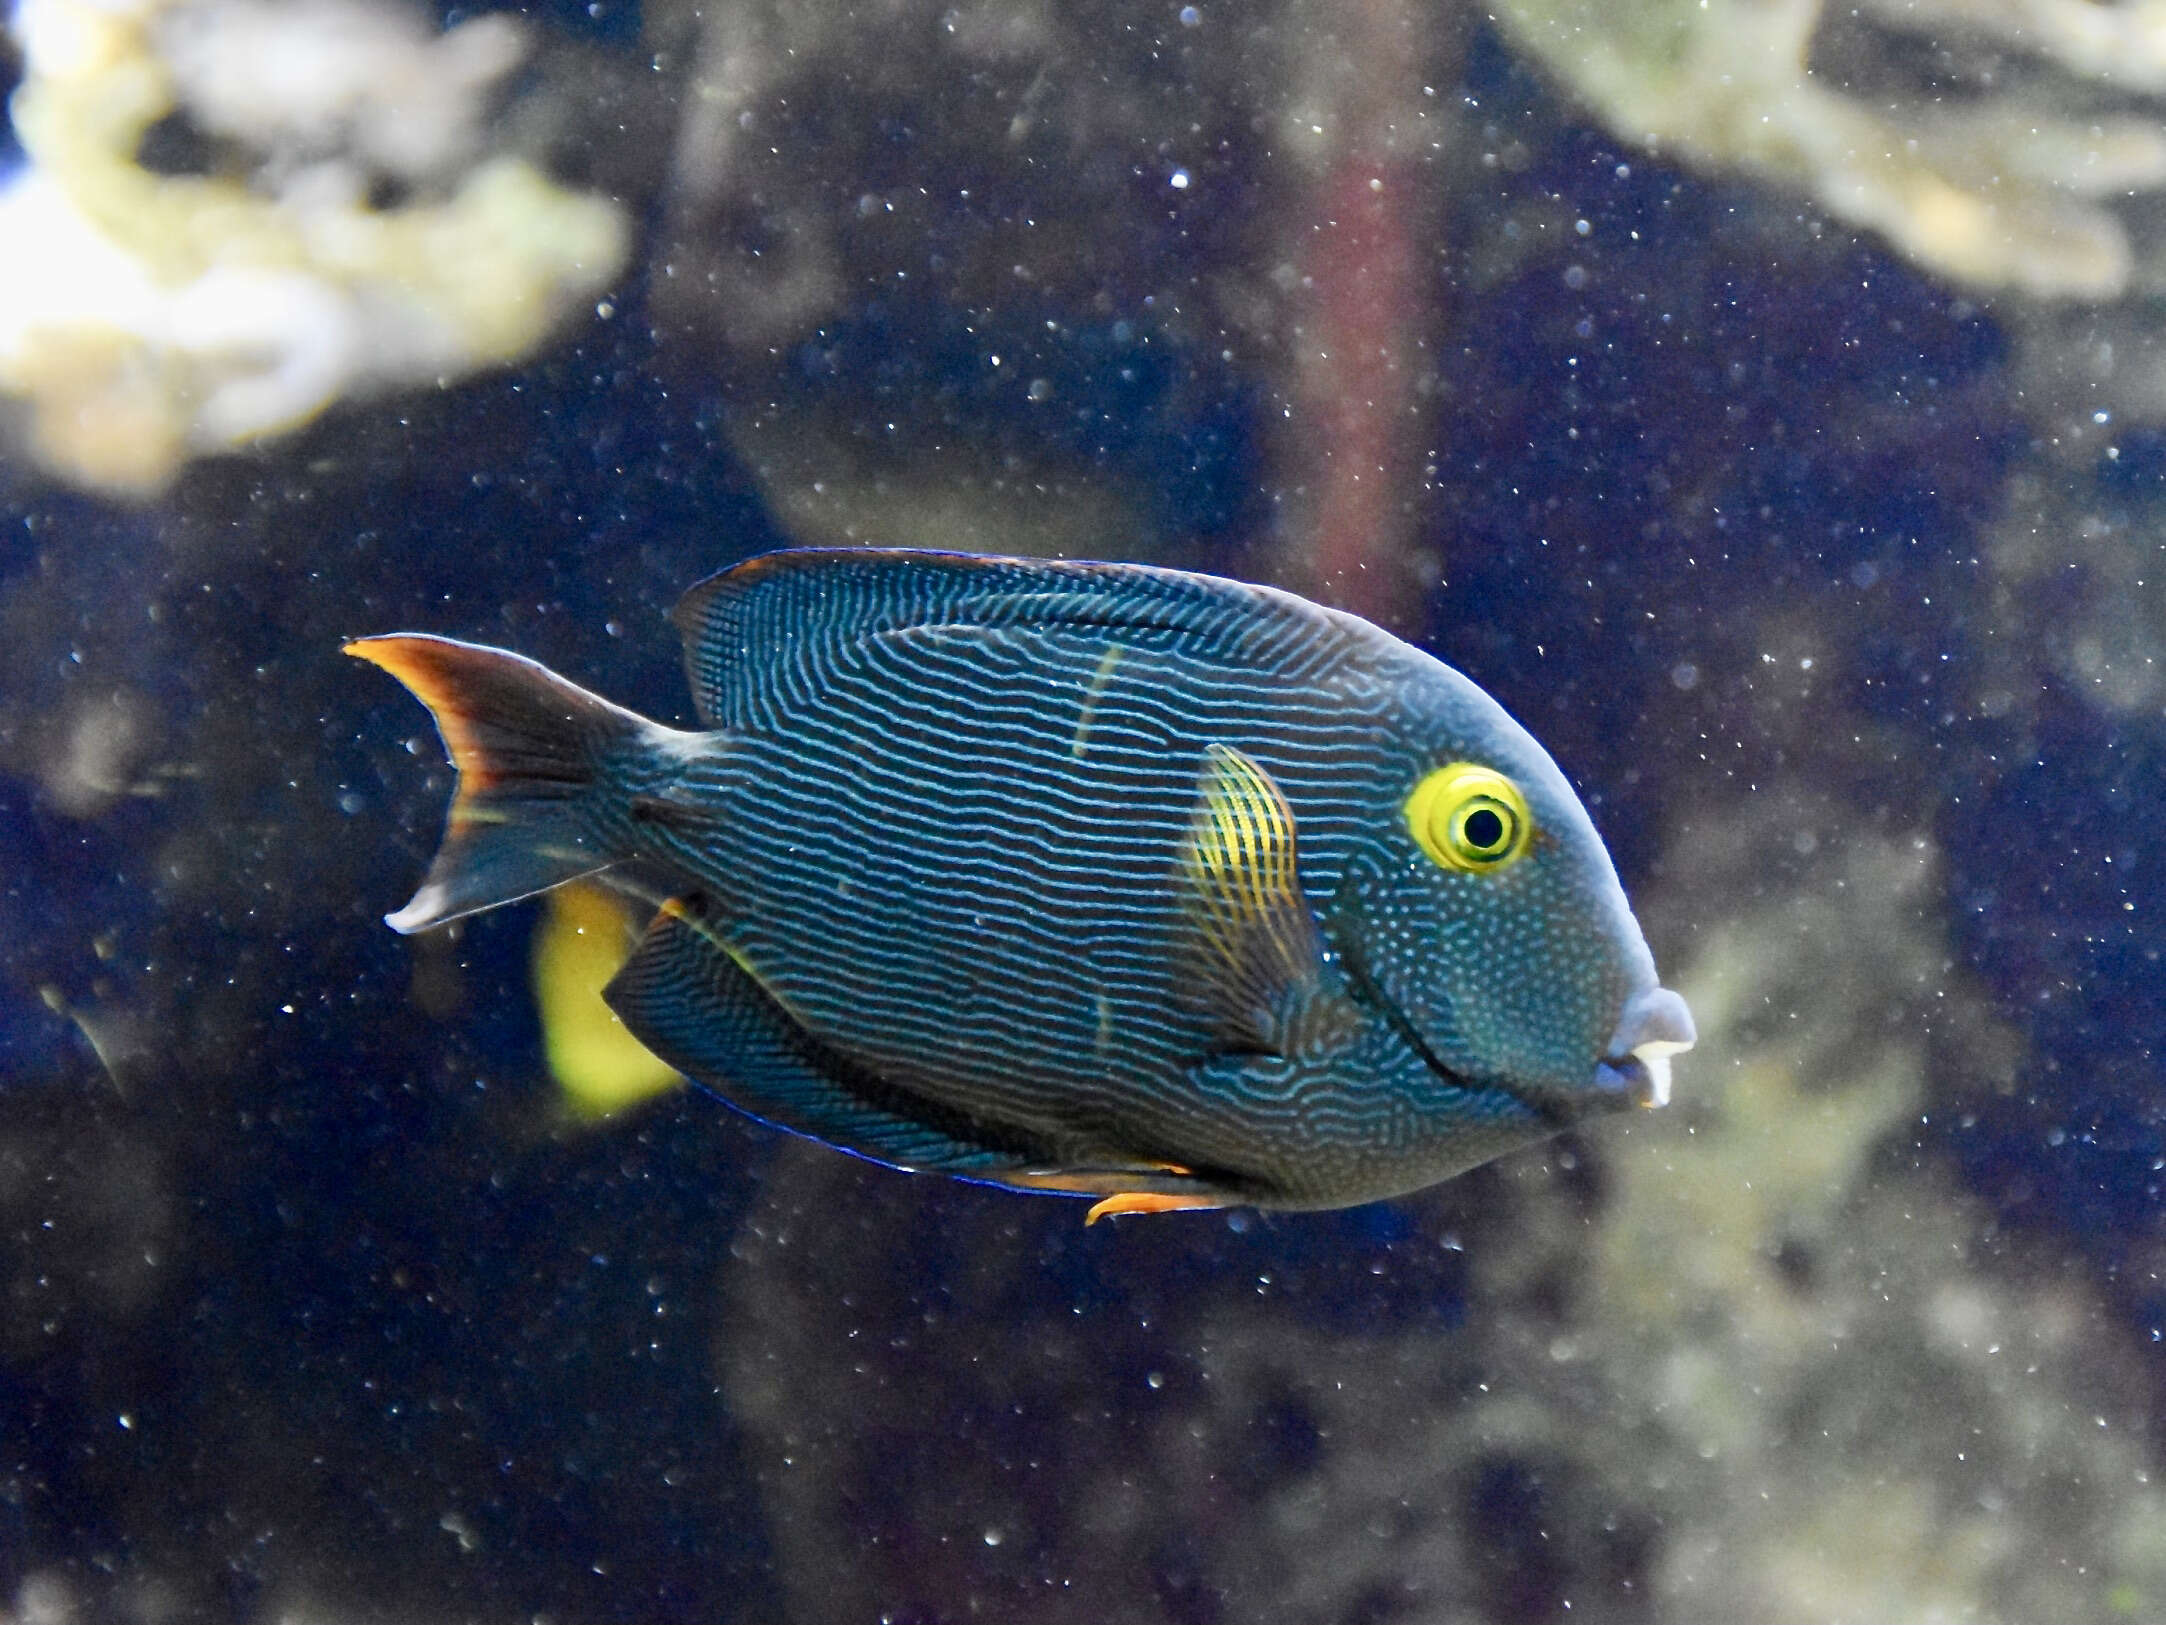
[1085,1192,1222,1224]
[604,895,1034,1175]
[1006,1159,1232,1222]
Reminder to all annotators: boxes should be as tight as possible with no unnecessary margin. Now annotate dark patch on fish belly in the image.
[816,1052,1067,1173]
[627,792,724,833]
[609,891,1069,1175]
[733,989,1074,1173]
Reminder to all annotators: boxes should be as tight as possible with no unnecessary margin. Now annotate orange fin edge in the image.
[344,635,501,798]
[1084,1192,1223,1225]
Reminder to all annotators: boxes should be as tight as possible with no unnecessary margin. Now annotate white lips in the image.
[1605,987,1696,1110]
[1629,1042,1683,1109]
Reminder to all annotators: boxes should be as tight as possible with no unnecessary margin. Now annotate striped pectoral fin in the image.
[603,895,1029,1176]
[1172,743,1335,1052]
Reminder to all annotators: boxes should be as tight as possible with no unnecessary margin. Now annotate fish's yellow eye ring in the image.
[1405,763,1534,874]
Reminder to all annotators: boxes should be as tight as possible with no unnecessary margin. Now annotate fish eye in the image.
[1405,763,1534,874]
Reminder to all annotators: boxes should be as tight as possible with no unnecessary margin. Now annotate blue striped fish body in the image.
[349,550,1693,1215]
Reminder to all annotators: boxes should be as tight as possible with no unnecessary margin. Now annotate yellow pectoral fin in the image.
[1084,1192,1224,1225]
[1173,743,1327,1046]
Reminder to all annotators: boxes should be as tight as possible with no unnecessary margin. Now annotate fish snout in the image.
[1590,986,1696,1110]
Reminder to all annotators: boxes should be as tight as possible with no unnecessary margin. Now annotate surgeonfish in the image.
[532,879,684,1118]
[348,548,1693,1220]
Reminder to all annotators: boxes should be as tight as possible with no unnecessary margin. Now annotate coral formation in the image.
[0,0,628,497]
[1491,0,2166,300]
[1481,823,2159,1623]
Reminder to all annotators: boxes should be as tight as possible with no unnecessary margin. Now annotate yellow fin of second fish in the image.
[534,880,683,1118]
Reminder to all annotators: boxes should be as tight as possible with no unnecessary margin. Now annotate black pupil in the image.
[1462,805,1507,852]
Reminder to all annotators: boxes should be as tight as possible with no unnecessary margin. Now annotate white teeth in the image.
[1633,1037,1692,1059]
[1630,1046,1674,1109]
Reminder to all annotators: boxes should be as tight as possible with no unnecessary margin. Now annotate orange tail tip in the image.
[345,635,519,797]
[347,632,664,934]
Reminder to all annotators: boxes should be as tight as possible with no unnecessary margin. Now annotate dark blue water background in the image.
[0,10,2158,1620]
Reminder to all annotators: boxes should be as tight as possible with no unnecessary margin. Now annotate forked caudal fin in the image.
[345,634,674,934]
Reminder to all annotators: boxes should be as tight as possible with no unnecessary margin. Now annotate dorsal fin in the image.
[668,548,1368,729]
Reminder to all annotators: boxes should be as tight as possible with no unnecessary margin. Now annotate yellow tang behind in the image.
[533,879,683,1119]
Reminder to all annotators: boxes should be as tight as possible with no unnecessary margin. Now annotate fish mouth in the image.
[1338,938,1694,1122]
[1588,985,1695,1111]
